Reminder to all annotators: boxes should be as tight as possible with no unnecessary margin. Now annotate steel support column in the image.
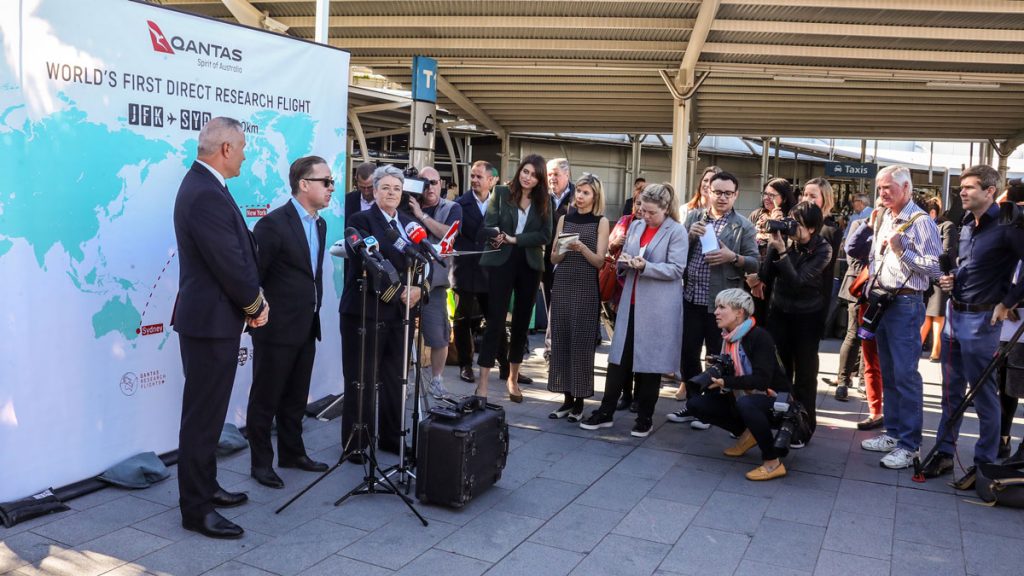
[671,99,690,197]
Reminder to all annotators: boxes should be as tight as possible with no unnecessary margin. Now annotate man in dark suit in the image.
[542,158,575,308]
[246,156,332,489]
[451,161,510,384]
[340,165,428,460]
[172,117,267,539]
[344,161,377,221]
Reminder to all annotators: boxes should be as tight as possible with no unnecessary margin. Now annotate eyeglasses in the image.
[304,177,335,187]
[761,191,780,198]
[710,189,736,197]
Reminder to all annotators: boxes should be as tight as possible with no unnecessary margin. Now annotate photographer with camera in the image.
[923,165,1024,485]
[757,201,832,446]
[859,165,942,470]
[686,289,790,481]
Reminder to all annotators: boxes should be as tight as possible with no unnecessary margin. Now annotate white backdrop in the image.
[0,0,349,502]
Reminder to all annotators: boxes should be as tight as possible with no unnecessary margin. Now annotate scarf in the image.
[721,317,755,377]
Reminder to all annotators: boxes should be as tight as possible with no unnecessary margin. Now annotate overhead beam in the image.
[677,0,720,89]
[701,43,1024,66]
[437,74,506,138]
[219,0,289,33]
[711,19,1023,43]
[720,0,1024,12]
[333,38,685,53]
[277,16,695,30]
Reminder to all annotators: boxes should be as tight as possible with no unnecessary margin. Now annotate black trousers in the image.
[453,289,507,369]
[247,333,316,470]
[835,302,863,387]
[688,392,779,461]
[178,334,240,523]
[768,308,821,436]
[341,314,408,453]
[681,299,723,398]
[597,308,661,421]
[479,247,540,368]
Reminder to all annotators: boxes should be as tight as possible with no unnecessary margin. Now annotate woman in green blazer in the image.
[477,154,553,402]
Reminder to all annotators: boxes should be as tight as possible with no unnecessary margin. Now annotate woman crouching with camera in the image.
[687,289,790,481]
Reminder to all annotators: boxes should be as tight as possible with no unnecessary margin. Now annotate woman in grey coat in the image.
[580,183,688,437]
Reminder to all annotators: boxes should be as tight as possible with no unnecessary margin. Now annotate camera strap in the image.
[867,211,927,294]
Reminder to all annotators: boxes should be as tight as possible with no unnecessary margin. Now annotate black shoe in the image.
[459,366,475,383]
[835,385,849,402]
[279,455,328,472]
[579,411,613,430]
[951,466,977,491]
[921,452,954,478]
[1005,443,1024,465]
[999,437,1012,459]
[517,374,534,385]
[631,418,653,438]
[822,377,839,387]
[629,400,639,413]
[615,396,633,411]
[857,415,884,431]
[251,467,284,489]
[182,510,244,539]
[549,401,574,419]
[345,452,366,465]
[211,488,248,508]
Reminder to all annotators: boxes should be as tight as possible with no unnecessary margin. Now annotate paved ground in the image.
[3,335,1024,576]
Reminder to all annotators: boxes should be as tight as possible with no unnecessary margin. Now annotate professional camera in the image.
[772,393,810,457]
[687,354,734,391]
[398,166,429,213]
[764,217,799,236]
[998,178,1024,229]
[857,288,893,341]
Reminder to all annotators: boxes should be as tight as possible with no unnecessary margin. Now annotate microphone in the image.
[405,221,447,268]
[344,227,386,274]
[329,241,346,258]
[939,253,954,275]
[383,227,428,267]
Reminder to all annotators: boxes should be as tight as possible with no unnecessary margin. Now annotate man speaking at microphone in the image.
[246,156,332,490]
[923,165,1024,484]
[340,165,429,460]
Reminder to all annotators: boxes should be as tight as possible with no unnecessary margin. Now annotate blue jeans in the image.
[936,309,1002,464]
[875,295,925,451]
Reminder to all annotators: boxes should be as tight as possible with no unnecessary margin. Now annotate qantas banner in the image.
[0,0,349,502]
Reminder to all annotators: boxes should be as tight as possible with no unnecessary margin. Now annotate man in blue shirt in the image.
[923,165,1024,484]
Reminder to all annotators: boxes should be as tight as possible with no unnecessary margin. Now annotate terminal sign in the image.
[826,161,877,179]
[412,56,437,103]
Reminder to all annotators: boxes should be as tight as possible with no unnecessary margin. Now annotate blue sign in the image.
[411,56,437,103]
[826,162,877,179]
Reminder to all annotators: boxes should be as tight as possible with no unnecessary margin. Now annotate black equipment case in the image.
[416,400,509,507]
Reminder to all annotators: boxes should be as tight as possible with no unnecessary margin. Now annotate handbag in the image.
[598,255,617,302]
[848,266,870,300]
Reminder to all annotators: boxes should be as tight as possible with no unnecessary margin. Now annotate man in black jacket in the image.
[246,156,332,489]
[172,117,267,539]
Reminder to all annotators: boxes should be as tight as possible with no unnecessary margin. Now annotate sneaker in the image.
[631,419,653,438]
[880,447,919,470]
[691,420,711,430]
[666,406,696,423]
[834,385,848,402]
[579,412,613,430]
[861,434,898,452]
[429,376,448,399]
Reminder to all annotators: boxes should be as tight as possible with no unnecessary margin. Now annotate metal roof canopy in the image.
[158,0,1024,187]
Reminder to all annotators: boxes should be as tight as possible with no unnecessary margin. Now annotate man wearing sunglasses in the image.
[246,156,333,490]
[407,166,462,398]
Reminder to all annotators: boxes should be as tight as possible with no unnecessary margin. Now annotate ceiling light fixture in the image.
[925,81,1001,90]
[772,75,845,84]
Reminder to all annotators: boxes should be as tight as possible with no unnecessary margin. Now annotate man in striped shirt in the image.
[860,165,942,470]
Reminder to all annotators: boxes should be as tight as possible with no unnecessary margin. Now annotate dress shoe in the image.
[279,455,328,472]
[724,430,757,457]
[517,374,534,385]
[921,452,954,478]
[459,366,475,383]
[345,452,366,465]
[952,466,977,491]
[251,467,284,489]
[211,488,248,508]
[182,510,244,539]
[834,385,848,402]
[745,462,787,481]
[615,396,633,411]
[508,392,524,403]
[857,415,884,431]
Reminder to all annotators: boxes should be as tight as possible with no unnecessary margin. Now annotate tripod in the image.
[914,319,1024,483]
[276,267,427,526]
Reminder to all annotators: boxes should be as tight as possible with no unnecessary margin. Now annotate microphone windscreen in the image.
[939,253,953,274]
[405,221,427,244]
[329,241,347,257]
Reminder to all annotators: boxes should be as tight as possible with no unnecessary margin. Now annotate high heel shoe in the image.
[508,392,523,403]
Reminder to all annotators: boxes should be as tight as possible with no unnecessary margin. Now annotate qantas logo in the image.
[147,21,174,54]
[146,20,243,62]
